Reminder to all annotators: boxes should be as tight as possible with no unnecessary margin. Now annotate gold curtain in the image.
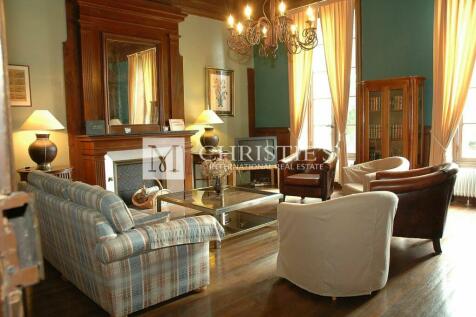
[319,0,355,179]
[430,0,476,165]
[288,5,317,149]
[128,48,157,124]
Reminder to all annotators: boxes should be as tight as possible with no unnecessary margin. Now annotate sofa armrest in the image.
[143,215,224,250]
[133,211,171,227]
[96,215,224,264]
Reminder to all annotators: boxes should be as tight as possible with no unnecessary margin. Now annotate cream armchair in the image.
[341,157,410,195]
[277,192,398,298]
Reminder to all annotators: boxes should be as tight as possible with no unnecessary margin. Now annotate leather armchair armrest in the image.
[321,152,337,170]
[370,171,448,193]
[376,166,435,180]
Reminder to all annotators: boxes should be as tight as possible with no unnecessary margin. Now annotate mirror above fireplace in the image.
[104,36,162,132]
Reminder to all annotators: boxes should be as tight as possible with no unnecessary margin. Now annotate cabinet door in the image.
[386,84,408,158]
[364,89,384,161]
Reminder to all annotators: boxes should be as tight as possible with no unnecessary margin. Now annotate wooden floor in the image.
[25,199,476,317]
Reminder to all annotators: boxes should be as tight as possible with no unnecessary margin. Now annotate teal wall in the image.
[254,45,290,128]
[253,0,434,127]
[361,0,434,125]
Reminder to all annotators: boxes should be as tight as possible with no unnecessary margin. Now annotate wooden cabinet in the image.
[357,76,425,167]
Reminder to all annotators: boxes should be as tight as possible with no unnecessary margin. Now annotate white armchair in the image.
[277,192,398,298]
[341,157,410,195]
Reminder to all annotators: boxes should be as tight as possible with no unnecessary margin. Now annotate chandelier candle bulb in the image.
[262,26,268,37]
[278,1,286,16]
[227,15,235,28]
[244,5,252,20]
[290,24,297,35]
[306,6,315,22]
[236,22,244,34]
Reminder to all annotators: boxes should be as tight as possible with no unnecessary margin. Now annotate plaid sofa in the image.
[21,171,224,317]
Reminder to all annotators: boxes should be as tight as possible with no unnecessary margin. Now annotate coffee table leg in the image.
[212,240,222,249]
[157,198,162,212]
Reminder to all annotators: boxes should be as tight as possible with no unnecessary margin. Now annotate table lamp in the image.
[20,110,65,170]
[195,109,224,152]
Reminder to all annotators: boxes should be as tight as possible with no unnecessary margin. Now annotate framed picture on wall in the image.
[206,67,234,117]
[8,65,32,107]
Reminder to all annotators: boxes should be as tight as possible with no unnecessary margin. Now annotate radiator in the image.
[454,167,476,198]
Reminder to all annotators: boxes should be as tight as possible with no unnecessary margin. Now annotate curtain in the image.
[288,5,317,149]
[128,48,157,124]
[430,0,476,165]
[319,0,355,180]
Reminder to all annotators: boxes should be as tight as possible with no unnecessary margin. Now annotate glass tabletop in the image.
[158,187,282,215]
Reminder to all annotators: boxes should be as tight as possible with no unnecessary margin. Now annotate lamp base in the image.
[200,127,219,153]
[28,133,58,171]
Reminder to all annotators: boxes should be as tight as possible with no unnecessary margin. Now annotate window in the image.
[455,65,476,164]
[308,17,357,162]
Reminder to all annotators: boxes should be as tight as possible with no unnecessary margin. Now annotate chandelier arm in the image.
[227,0,317,58]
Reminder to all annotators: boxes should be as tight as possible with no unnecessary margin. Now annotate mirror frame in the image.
[103,33,165,135]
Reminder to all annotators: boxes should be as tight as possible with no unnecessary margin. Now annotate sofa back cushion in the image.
[28,171,71,199]
[67,182,134,233]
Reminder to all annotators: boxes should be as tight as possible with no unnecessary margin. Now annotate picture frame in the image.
[8,65,32,107]
[169,119,185,131]
[206,67,234,117]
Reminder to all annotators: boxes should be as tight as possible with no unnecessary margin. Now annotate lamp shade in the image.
[20,110,65,131]
[195,109,224,125]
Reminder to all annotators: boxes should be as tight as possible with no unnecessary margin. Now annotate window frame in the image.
[453,67,476,167]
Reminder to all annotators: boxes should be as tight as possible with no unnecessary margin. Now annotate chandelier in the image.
[226,0,318,58]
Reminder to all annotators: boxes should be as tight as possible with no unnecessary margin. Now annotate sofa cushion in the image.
[68,182,134,233]
[284,173,320,186]
[27,171,45,190]
[28,171,71,199]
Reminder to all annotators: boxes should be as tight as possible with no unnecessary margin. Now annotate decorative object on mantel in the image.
[206,67,234,116]
[20,110,65,170]
[226,0,318,57]
[132,179,170,210]
[8,65,32,107]
[201,157,233,194]
[85,120,106,135]
[169,119,185,131]
[195,109,224,153]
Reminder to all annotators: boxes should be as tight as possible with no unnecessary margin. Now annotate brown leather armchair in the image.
[369,163,458,254]
[278,148,337,202]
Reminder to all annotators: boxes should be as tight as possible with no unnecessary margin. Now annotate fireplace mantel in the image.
[75,131,197,189]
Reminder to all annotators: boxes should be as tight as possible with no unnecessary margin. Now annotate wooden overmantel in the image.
[63,0,190,187]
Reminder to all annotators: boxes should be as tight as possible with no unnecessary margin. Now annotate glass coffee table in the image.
[157,187,283,247]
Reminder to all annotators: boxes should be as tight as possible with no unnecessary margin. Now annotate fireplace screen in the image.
[114,159,162,205]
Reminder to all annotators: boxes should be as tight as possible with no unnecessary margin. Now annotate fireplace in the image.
[74,132,195,190]
[105,149,185,205]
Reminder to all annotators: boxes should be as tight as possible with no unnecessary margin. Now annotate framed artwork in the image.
[169,119,185,131]
[206,67,234,116]
[8,65,32,107]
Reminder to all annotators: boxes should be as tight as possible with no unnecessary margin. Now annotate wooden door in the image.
[0,0,13,194]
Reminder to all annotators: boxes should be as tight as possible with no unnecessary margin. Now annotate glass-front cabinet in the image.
[358,76,425,167]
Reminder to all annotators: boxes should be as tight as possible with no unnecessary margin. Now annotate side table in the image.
[17,166,74,182]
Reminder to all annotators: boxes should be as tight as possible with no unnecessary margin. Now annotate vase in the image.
[213,176,223,195]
